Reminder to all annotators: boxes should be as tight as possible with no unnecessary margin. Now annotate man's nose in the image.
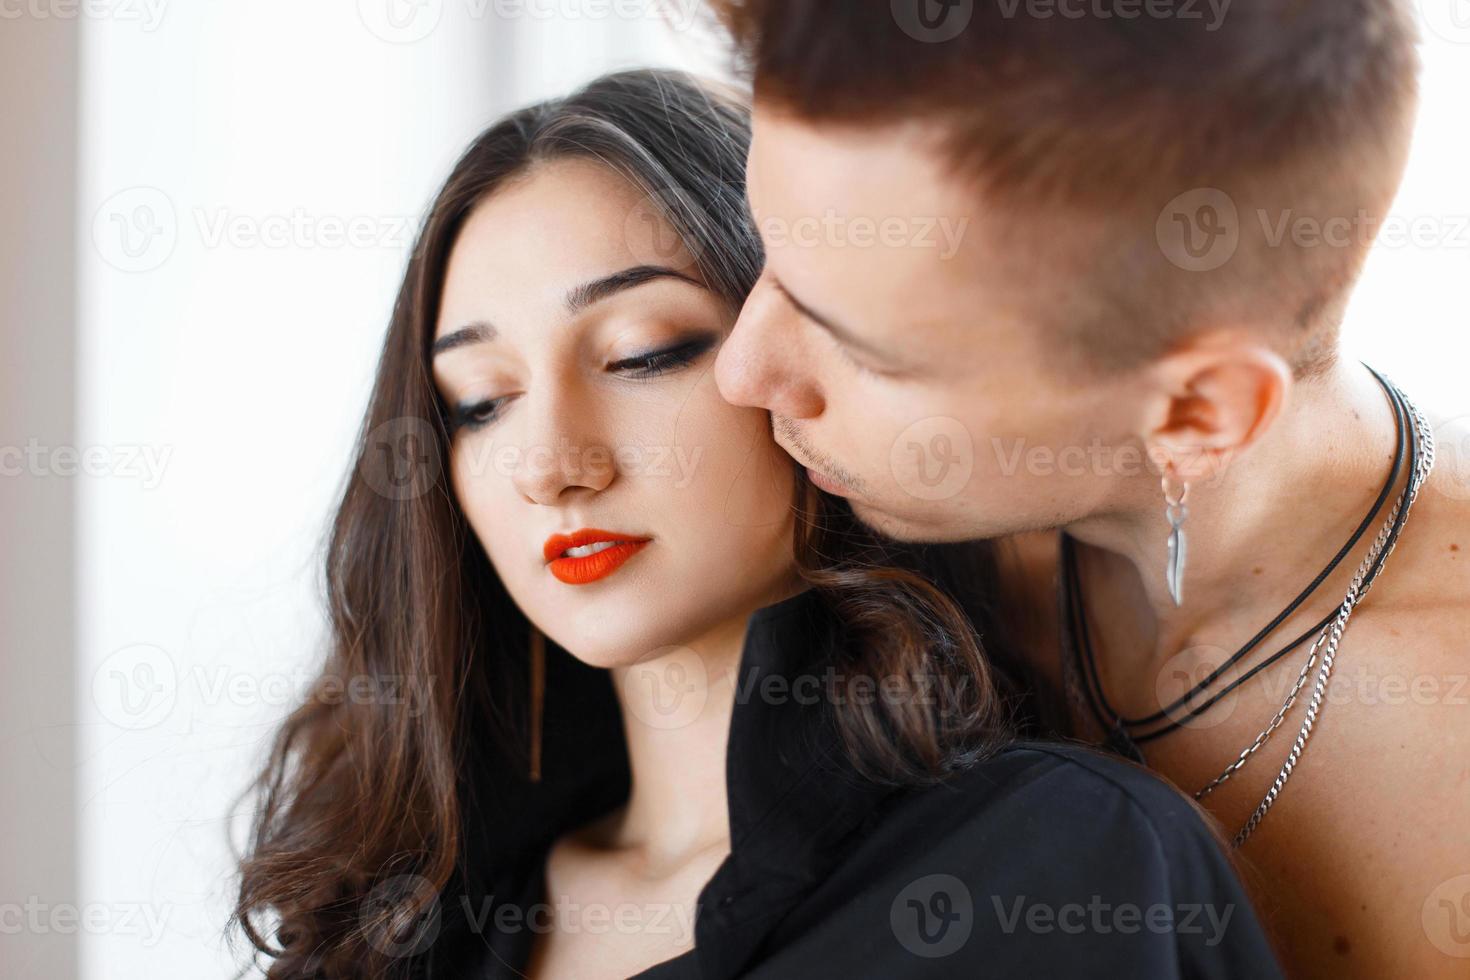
[715,275,825,419]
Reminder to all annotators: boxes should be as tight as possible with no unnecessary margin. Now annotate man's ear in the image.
[1141,335,1293,482]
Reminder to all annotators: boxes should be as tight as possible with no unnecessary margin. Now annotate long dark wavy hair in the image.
[230,68,1055,979]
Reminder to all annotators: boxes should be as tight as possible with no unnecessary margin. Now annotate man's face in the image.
[716,104,1149,543]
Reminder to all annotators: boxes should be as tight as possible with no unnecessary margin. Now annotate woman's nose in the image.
[510,393,617,506]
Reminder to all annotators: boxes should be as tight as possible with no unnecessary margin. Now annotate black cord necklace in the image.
[1061,364,1417,756]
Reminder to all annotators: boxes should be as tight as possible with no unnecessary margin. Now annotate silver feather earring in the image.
[1162,463,1190,606]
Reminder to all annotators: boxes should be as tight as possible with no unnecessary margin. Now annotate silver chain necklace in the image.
[1209,381,1434,845]
[1062,376,1435,847]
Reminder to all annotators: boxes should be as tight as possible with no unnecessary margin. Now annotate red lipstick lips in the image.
[542,528,651,585]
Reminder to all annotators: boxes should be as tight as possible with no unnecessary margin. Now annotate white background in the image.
[0,2,1466,977]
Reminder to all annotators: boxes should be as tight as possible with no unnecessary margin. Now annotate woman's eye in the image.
[451,397,508,433]
[447,335,717,433]
[611,334,717,378]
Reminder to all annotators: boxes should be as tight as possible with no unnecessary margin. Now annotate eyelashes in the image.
[826,329,880,379]
[609,333,717,378]
[832,338,874,376]
[449,332,719,434]
[451,397,509,434]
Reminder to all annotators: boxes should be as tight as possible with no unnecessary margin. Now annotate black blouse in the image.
[414,588,1283,979]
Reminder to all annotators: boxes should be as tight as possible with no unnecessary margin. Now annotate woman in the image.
[232,70,1281,979]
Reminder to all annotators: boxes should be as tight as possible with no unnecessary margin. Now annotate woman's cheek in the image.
[451,450,515,573]
[711,409,797,530]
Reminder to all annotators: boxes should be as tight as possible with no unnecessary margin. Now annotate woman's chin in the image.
[562,642,639,671]
[553,624,692,673]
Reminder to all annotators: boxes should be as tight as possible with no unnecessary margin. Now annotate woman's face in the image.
[432,158,799,668]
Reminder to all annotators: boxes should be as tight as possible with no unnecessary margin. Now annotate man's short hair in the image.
[715,0,1421,377]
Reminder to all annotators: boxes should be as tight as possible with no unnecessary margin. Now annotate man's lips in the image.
[772,428,855,497]
[542,528,651,586]
[805,466,853,497]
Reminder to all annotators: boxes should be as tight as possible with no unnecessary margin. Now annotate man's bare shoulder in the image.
[1410,409,1470,593]
[1290,443,1470,976]
[1365,429,1470,647]
[1332,414,1470,771]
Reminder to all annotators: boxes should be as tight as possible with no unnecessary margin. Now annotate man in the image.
[708,1,1470,977]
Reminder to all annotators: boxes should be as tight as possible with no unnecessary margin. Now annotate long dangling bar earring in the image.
[1163,463,1191,607]
[528,624,545,783]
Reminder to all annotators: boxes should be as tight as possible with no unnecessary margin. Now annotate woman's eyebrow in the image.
[565,264,701,314]
[432,265,701,360]
[432,321,496,359]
